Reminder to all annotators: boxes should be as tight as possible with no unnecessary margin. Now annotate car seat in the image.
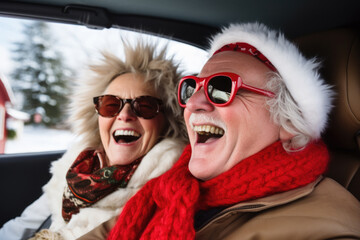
[295,27,360,201]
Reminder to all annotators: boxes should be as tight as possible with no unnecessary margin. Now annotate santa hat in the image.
[208,22,334,139]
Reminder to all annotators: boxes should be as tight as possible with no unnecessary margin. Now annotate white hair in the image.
[266,72,312,151]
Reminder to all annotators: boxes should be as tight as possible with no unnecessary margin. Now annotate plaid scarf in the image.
[108,140,329,239]
[62,150,141,222]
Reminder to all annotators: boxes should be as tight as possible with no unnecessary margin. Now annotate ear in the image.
[279,126,295,143]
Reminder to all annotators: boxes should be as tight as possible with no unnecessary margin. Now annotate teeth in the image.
[193,125,224,135]
[114,130,140,137]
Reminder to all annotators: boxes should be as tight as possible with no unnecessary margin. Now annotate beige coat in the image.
[78,177,360,240]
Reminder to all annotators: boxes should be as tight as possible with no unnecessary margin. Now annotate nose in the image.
[185,88,214,113]
[116,102,137,121]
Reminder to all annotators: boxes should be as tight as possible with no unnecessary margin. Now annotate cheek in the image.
[184,110,194,141]
[184,109,191,124]
[228,105,279,146]
[141,116,165,143]
[98,118,113,143]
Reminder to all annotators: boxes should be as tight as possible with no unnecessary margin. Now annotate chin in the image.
[189,165,213,181]
[109,156,136,166]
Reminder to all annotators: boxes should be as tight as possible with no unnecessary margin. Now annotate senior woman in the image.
[0,40,187,240]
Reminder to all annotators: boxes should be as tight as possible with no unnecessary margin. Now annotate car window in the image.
[0,16,208,154]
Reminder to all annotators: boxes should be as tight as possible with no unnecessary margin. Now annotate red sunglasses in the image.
[93,95,163,119]
[178,72,275,107]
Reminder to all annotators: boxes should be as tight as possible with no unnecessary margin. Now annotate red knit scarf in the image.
[62,150,141,221]
[108,140,329,239]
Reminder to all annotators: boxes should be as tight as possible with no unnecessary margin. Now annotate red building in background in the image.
[0,75,13,153]
[0,74,29,153]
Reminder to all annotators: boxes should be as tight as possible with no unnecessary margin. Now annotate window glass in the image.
[0,16,208,154]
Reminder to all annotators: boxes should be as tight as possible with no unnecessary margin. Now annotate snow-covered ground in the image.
[5,125,75,153]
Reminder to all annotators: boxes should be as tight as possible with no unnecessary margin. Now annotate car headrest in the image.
[295,28,360,151]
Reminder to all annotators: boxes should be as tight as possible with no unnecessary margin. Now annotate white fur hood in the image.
[208,22,334,139]
[43,138,185,239]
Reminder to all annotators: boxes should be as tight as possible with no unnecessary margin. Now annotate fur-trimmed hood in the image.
[43,138,185,239]
[208,22,334,139]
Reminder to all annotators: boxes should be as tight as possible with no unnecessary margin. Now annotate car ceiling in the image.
[0,0,359,48]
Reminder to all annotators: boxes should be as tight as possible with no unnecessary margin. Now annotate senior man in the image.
[82,23,360,240]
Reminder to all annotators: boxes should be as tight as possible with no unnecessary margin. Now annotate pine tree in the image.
[11,21,71,127]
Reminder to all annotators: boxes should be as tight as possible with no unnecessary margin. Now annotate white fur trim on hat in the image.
[208,22,334,139]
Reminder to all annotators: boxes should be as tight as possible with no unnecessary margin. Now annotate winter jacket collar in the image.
[196,176,322,234]
[196,176,360,240]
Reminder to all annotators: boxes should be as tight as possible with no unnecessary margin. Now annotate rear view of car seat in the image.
[295,27,360,201]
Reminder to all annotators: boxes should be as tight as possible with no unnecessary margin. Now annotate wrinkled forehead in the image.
[104,73,158,97]
[199,51,272,80]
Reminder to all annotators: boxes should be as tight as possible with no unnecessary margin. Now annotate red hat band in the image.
[213,42,277,72]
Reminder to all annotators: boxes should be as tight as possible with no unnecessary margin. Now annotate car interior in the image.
[0,0,359,229]
[295,28,360,200]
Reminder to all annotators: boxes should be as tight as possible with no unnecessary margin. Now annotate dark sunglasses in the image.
[93,95,163,119]
[178,72,275,107]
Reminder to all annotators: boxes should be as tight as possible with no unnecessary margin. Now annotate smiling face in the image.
[184,51,282,180]
[98,73,165,166]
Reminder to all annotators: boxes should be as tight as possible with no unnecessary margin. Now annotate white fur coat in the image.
[43,138,185,239]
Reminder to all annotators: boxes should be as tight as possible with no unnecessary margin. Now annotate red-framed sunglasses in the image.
[178,72,275,107]
[93,95,163,119]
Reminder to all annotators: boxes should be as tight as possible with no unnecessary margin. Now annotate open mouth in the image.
[193,125,224,143]
[113,129,141,144]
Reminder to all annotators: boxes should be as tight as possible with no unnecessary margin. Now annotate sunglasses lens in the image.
[207,76,232,104]
[179,78,196,105]
[133,96,161,119]
[96,95,121,117]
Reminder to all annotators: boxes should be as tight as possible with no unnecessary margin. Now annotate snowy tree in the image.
[11,21,71,127]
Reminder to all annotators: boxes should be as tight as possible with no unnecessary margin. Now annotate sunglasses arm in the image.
[239,82,275,98]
